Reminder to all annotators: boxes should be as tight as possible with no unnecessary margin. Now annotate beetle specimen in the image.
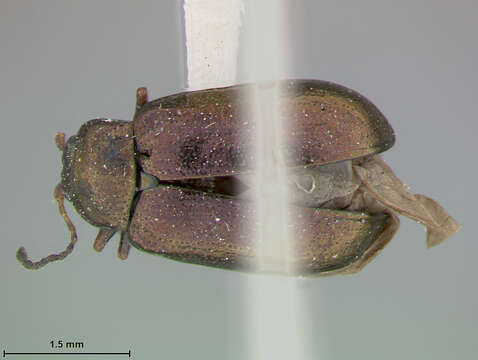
[17,80,461,275]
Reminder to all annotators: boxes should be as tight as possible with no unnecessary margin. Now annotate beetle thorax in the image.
[60,119,136,230]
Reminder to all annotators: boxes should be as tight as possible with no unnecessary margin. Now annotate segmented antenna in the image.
[16,133,78,270]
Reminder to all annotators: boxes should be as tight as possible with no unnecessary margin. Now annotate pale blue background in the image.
[1,1,475,359]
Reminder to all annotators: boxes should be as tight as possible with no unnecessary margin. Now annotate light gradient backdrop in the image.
[1,1,475,359]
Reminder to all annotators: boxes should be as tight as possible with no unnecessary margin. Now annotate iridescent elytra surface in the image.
[16,80,460,274]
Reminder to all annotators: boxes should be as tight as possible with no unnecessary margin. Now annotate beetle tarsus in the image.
[16,184,78,270]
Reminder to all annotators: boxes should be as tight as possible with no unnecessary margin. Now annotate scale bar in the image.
[3,350,131,357]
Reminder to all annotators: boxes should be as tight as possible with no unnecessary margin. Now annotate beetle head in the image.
[17,119,136,269]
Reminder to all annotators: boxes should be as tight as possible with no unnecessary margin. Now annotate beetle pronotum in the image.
[17,80,460,275]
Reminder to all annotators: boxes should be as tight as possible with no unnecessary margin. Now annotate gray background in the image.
[1,1,475,359]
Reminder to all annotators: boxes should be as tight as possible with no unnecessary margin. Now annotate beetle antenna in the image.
[17,184,78,270]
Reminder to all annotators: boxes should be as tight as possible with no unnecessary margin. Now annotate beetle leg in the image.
[118,231,131,260]
[136,87,148,109]
[93,228,116,252]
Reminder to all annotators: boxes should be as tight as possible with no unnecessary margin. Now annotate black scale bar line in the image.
[3,350,131,357]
